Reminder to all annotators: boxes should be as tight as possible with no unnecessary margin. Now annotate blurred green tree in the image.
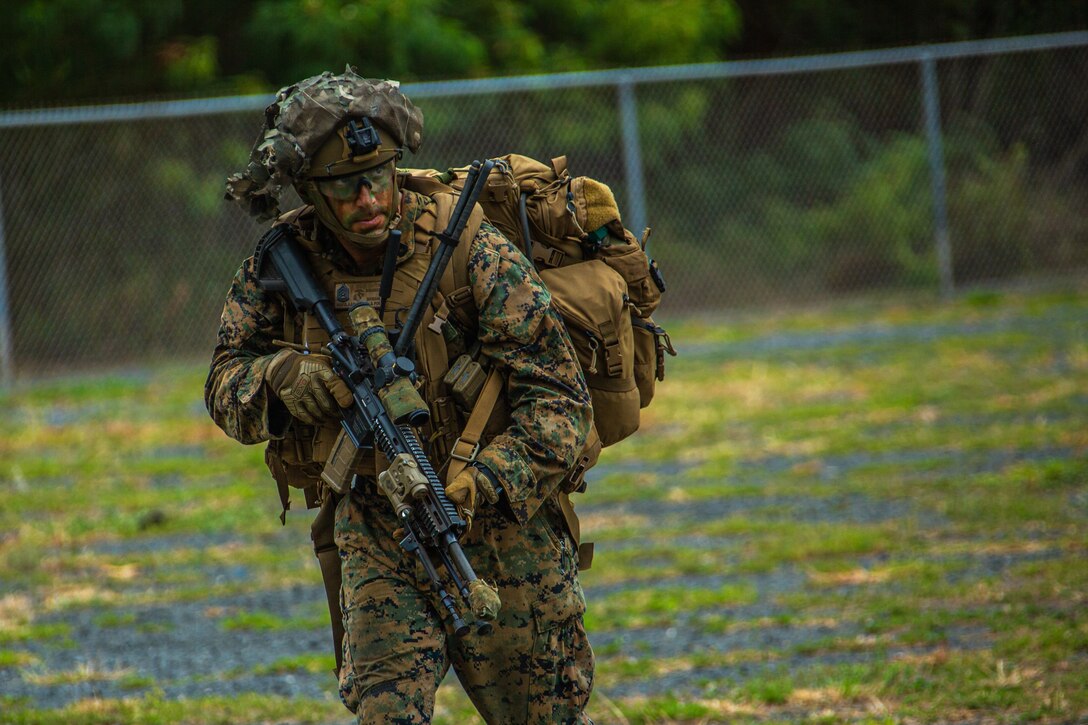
[2,0,1082,104]
[732,0,1086,56]
[2,0,183,102]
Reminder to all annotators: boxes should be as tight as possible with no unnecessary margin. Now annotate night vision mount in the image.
[346,118,381,158]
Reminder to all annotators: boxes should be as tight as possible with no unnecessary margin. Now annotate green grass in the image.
[251,652,336,677]
[220,605,328,632]
[0,693,347,725]
[0,650,38,668]
[0,622,73,646]
[585,582,760,630]
[740,674,795,705]
[2,283,1086,723]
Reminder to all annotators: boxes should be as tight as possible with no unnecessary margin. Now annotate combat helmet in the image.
[226,66,424,247]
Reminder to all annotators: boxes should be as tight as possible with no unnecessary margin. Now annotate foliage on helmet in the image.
[225,66,424,220]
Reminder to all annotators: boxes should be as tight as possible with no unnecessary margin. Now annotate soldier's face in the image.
[317,161,397,234]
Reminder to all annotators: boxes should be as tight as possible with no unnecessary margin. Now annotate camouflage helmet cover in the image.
[225,66,424,220]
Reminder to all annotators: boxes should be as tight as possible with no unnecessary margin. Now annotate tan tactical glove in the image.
[445,465,500,532]
[265,350,353,424]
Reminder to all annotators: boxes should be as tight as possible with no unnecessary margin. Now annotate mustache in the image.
[344,208,383,224]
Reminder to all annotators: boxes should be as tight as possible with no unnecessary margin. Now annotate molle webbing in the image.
[263,195,490,519]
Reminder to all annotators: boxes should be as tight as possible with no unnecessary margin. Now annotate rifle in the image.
[255,220,500,637]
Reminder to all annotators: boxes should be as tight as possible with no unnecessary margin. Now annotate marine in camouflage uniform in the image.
[205,68,595,723]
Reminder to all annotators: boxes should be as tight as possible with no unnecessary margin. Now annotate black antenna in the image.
[394,160,495,359]
[378,229,401,321]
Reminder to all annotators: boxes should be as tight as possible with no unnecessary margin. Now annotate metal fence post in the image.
[0,176,14,388]
[617,76,648,241]
[920,53,955,298]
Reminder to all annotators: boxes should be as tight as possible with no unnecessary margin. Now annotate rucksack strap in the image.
[532,240,567,269]
[433,193,482,332]
[444,365,596,571]
[445,367,504,485]
[557,493,594,569]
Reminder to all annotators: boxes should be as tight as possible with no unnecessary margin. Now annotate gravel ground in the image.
[1,536,1063,709]
[5,310,1081,717]
[680,304,1083,362]
[604,622,996,701]
[1,585,335,706]
[580,492,922,528]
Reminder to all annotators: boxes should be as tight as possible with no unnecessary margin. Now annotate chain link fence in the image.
[1,33,1086,382]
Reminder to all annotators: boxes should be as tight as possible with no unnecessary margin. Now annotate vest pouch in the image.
[443,354,488,411]
[539,260,640,447]
[321,428,367,495]
[266,423,359,494]
[265,437,322,515]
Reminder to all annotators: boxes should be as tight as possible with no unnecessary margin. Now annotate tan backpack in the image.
[405,154,675,450]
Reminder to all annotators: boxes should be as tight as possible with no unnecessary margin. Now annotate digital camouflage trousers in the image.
[334,479,594,724]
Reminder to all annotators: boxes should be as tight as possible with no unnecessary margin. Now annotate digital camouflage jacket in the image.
[204,188,592,525]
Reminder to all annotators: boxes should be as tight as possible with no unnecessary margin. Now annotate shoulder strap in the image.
[267,205,325,254]
[401,170,454,198]
[275,205,309,226]
[445,367,503,486]
[426,192,482,330]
